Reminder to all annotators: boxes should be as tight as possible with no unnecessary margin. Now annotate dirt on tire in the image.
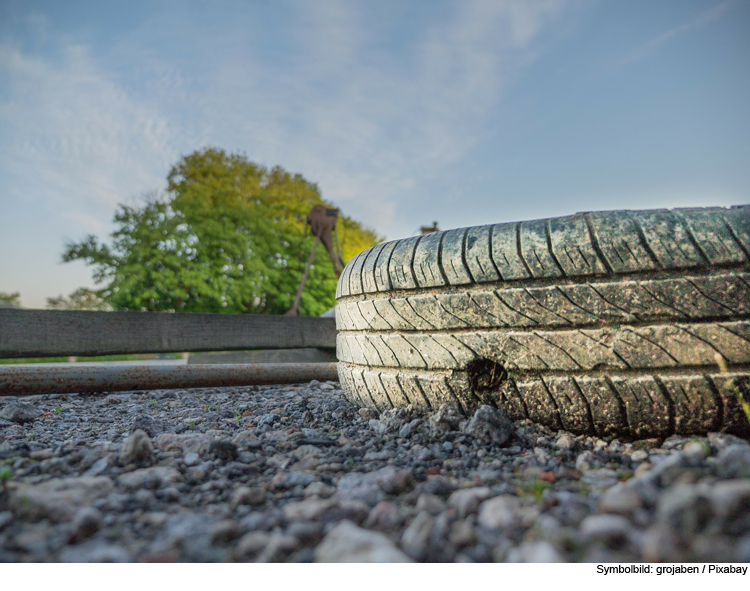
[335,206,750,440]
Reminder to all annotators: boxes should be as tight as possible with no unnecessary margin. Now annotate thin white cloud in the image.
[229,0,569,235]
[0,0,572,244]
[619,0,740,67]
[0,42,177,230]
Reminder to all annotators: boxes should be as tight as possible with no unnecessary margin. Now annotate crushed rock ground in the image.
[1,380,749,562]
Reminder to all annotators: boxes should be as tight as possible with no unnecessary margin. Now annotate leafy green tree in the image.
[63,148,381,315]
[46,288,112,311]
[0,292,21,308]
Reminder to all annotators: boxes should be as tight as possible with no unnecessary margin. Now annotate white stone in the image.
[304,481,336,499]
[184,452,200,466]
[477,495,520,530]
[448,486,492,518]
[8,477,114,523]
[520,541,565,563]
[580,514,631,543]
[556,434,575,450]
[118,466,182,490]
[283,498,337,521]
[119,429,154,466]
[315,520,412,562]
[599,484,642,516]
[400,511,434,560]
[630,450,649,463]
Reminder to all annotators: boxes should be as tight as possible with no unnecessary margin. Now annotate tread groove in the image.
[570,377,596,435]
[544,219,567,276]
[539,377,564,430]
[359,369,382,411]
[684,278,736,314]
[461,226,475,283]
[408,235,425,288]
[434,299,472,327]
[376,372,396,410]
[403,298,437,329]
[652,375,676,437]
[625,330,681,365]
[412,376,434,411]
[444,379,468,415]
[523,288,576,324]
[627,211,664,269]
[532,331,584,369]
[675,213,712,266]
[382,301,418,330]
[493,291,539,325]
[677,325,732,361]
[583,212,615,274]
[571,377,600,437]
[369,302,395,330]
[703,375,725,432]
[515,222,535,278]
[639,285,689,318]
[722,217,750,261]
[485,224,503,279]
[435,230,451,285]
[604,376,631,439]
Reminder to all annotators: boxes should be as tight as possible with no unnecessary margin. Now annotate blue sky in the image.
[1,0,749,308]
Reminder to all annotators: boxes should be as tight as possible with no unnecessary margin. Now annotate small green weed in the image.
[518,479,551,502]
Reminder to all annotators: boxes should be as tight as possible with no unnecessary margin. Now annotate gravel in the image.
[0,380,749,562]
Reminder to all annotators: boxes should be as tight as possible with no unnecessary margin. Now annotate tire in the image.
[335,206,750,439]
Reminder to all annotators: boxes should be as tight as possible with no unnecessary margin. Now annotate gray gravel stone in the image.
[477,495,520,530]
[631,450,649,463]
[416,493,447,516]
[231,487,266,508]
[71,507,104,541]
[118,466,181,490]
[463,405,513,446]
[400,511,434,560]
[598,484,643,516]
[304,481,336,498]
[315,520,412,562]
[580,514,632,546]
[132,414,162,438]
[428,405,463,434]
[119,430,154,466]
[717,444,750,479]
[448,487,492,519]
[708,479,750,536]
[8,476,114,523]
[208,440,238,462]
[0,402,42,424]
[59,541,132,563]
[0,511,13,531]
[184,452,200,466]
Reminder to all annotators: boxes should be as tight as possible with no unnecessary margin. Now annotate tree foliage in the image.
[46,288,112,311]
[63,148,382,315]
[0,292,21,308]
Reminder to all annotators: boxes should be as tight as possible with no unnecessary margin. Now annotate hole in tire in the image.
[466,358,508,392]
